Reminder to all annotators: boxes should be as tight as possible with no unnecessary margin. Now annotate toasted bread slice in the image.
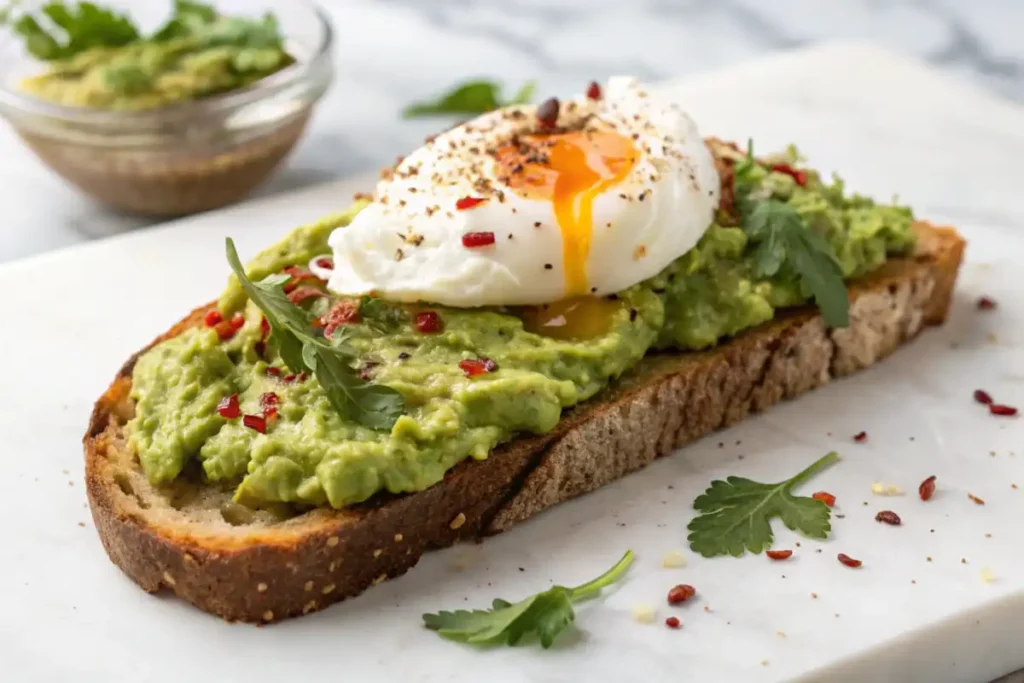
[84,221,964,623]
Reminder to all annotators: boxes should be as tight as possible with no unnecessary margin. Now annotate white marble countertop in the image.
[1,0,1022,263]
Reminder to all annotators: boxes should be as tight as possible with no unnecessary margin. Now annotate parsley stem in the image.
[569,550,635,600]
[779,451,840,489]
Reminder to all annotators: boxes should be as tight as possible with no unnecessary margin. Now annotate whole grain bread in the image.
[83,221,964,623]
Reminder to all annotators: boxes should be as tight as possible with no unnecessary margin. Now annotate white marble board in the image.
[2,44,1023,682]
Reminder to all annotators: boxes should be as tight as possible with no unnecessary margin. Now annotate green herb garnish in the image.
[733,141,850,328]
[2,0,285,62]
[403,79,535,118]
[225,238,405,430]
[1,1,139,61]
[687,452,839,558]
[423,550,634,648]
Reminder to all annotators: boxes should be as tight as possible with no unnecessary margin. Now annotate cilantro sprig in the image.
[225,238,404,431]
[1,1,139,61]
[403,79,535,118]
[733,142,850,328]
[2,0,285,62]
[423,550,634,648]
[687,452,839,558]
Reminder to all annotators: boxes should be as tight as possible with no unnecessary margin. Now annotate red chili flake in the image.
[283,374,296,383]
[667,584,696,605]
[260,316,270,339]
[536,97,560,128]
[321,299,361,338]
[770,163,808,187]
[837,553,862,568]
[455,196,487,211]
[766,549,793,560]
[664,616,681,629]
[458,358,498,377]
[415,310,444,334]
[976,296,996,310]
[968,493,985,505]
[242,414,267,434]
[216,394,240,419]
[918,475,937,501]
[314,256,334,270]
[204,310,223,327]
[585,81,601,100]
[281,265,323,293]
[259,392,280,415]
[214,316,243,340]
[254,341,266,358]
[853,431,867,442]
[974,389,994,405]
[287,285,325,306]
[812,491,836,507]
[461,231,496,248]
[989,404,1018,417]
[875,510,901,525]
[266,367,282,377]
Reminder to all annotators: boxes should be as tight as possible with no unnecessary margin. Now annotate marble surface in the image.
[0,0,1023,264]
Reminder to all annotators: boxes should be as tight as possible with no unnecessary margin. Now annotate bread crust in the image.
[84,222,965,623]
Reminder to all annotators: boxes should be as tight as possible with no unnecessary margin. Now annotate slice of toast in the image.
[84,221,965,623]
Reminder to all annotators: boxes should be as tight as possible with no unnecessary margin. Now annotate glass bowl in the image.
[0,0,333,217]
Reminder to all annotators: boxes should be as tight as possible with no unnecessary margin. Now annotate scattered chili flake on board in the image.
[974,389,993,405]
[461,232,496,248]
[455,196,487,211]
[766,549,793,561]
[837,553,862,568]
[989,404,1018,417]
[665,616,681,629]
[812,491,836,507]
[918,475,937,501]
[976,296,996,310]
[968,493,986,505]
[217,394,240,419]
[875,510,901,526]
[667,584,696,605]
[853,431,867,442]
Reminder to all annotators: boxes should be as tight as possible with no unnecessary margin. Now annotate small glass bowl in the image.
[0,0,333,216]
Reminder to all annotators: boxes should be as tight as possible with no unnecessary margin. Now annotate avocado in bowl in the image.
[0,0,333,216]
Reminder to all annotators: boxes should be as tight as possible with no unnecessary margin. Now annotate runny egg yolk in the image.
[518,296,623,341]
[494,130,640,297]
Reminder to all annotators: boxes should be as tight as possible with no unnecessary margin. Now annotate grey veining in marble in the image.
[0,0,1022,263]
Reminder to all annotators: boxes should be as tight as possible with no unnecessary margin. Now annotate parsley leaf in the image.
[743,201,849,327]
[423,550,634,648]
[403,79,535,118]
[151,0,217,41]
[2,1,140,61]
[358,295,406,334]
[225,238,405,430]
[687,452,839,558]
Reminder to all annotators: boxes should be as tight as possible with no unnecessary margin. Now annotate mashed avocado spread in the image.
[9,1,292,111]
[126,150,916,510]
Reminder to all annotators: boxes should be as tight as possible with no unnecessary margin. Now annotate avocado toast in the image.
[83,79,965,622]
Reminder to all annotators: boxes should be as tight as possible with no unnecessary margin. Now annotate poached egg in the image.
[320,77,719,312]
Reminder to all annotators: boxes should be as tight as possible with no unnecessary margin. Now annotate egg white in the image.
[324,77,720,306]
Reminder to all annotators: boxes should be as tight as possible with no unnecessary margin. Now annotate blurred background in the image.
[0,0,1020,263]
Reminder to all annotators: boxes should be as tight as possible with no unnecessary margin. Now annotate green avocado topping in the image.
[125,147,916,510]
[4,0,293,110]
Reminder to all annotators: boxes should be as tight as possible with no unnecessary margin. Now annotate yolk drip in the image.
[494,130,639,296]
[519,296,623,341]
